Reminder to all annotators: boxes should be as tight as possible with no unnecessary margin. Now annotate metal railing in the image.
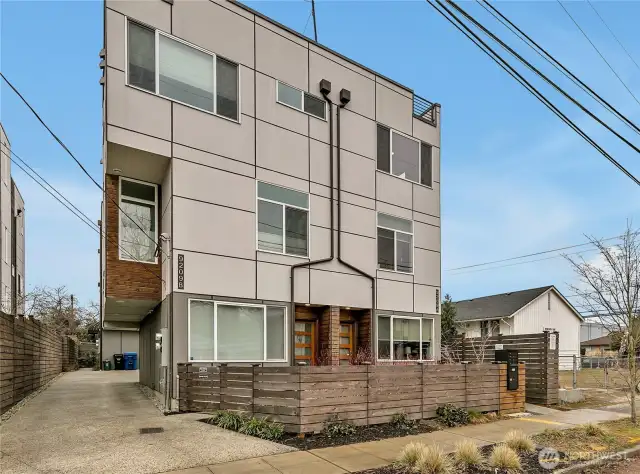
[413,93,438,127]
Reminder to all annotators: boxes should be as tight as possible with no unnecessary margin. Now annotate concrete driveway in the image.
[0,369,293,474]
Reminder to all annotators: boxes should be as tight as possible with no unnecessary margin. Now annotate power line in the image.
[425,0,640,186]
[447,247,600,277]
[446,0,640,157]
[477,0,640,137]
[556,0,640,108]
[0,147,164,284]
[587,0,640,73]
[446,236,623,272]
[0,72,168,260]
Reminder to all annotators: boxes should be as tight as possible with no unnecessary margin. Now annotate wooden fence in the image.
[0,313,78,414]
[450,331,558,406]
[178,362,526,433]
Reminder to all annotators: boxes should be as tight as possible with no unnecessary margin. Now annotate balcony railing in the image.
[413,93,438,127]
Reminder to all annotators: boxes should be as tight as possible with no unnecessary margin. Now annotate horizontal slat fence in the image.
[178,362,525,433]
[0,313,78,414]
[451,331,558,406]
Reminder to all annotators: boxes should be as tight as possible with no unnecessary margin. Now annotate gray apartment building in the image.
[0,123,26,317]
[100,0,441,408]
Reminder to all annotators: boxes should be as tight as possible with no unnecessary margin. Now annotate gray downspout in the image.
[336,99,376,351]
[289,90,335,365]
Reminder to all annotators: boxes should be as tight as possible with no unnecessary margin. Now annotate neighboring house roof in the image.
[581,335,612,347]
[454,285,584,323]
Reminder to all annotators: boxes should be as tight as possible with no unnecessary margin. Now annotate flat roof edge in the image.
[231,0,414,94]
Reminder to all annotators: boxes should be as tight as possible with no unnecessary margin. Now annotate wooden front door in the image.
[339,322,354,365]
[295,321,316,365]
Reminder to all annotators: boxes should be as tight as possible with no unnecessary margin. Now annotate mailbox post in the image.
[495,349,519,391]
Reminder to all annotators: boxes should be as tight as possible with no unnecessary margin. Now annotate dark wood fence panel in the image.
[178,362,526,433]
[0,313,78,414]
[451,331,558,406]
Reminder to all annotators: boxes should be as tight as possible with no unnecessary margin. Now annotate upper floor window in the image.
[257,181,309,258]
[127,20,239,121]
[377,212,413,273]
[377,125,433,187]
[119,178,157,263]
[276,81,326,120]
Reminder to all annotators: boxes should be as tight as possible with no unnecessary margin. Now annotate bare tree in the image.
[565,223,640,423]
[440,321,498,364]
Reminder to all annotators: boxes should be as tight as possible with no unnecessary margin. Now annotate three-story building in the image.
[100,0,442,408]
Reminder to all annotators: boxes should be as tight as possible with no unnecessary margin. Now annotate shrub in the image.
[504,430,535,453]
[205,410,225,425]
[489,444,521,472]
[468,410,488,425]
[238,416,284,440]
[215,411,244,431]
[453,440,483,468]
[391,412,415,429]
[436,404,470,427]
[397,441,425,468]
[584,423,605,437]
[324,416,357,438]
[415,444,452,474]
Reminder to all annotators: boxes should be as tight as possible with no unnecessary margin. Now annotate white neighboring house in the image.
[454,286,583,370]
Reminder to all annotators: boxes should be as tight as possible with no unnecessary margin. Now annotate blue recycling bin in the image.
[123,352,137,370]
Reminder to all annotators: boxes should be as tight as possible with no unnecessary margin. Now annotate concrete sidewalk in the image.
[162,408,628,474]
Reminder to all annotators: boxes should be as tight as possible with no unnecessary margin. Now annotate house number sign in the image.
[177,254,185,289]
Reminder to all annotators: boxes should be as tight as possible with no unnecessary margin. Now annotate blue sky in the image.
[1,1,639,310]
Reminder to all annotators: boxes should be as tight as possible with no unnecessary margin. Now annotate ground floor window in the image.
[377,315,433,361]
[188,300,287,362]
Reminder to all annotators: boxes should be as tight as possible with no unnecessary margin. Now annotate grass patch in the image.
[488,444,521,472]
[415,444,452,474]
[453,439,484,468]
[504,430,535,453]
[533,419,640,456]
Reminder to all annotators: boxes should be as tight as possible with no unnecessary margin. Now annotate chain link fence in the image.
[559,355,637,391]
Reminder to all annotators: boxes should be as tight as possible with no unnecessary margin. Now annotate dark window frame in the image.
[376,125,434,188]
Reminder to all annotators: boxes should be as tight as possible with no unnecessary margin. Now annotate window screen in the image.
[304,93,326,119]
[421,143,433,187]
[216,57,238,120]
[377,125,390,173]
[128,22,155,92]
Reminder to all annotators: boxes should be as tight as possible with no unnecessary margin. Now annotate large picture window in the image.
[376,126,433,187]
[188,300,287,362]
[377,212,413,273]
[276,81,326,120]
[377,315,433,361]
[257,181,309,257]
[126,19,239,121]
[119,178,157,263]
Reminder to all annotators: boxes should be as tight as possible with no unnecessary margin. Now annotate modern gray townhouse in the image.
[0,123,26,317]
[100,0,442,409]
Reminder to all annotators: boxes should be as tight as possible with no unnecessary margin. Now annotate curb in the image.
[553,444,640,473]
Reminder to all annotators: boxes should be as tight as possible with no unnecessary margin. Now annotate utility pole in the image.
[311,0,318,42]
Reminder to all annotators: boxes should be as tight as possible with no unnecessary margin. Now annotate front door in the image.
[295,321,315,365]
[339,322,354,365]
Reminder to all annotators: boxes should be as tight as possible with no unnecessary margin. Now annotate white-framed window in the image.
[377,315,434,361]
[126,19,240,121]
[119,177,157,263]
[377,125,433,187]
[276,81,326,120]
[481,319,500,338]
[188,300,287,362]
[257,181,309,258]
[377,212,413,273]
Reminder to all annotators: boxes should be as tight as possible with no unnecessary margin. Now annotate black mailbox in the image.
[495,349,519,391]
